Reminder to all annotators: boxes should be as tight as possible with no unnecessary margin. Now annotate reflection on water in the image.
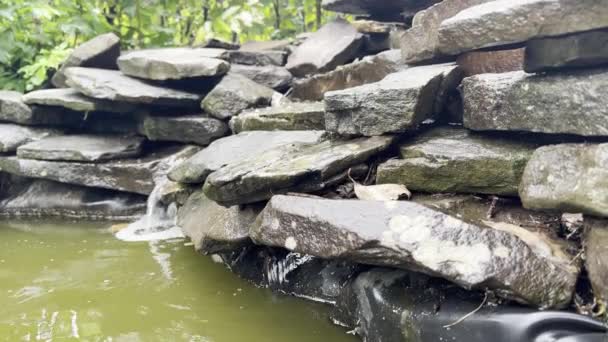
[0,221,356,342]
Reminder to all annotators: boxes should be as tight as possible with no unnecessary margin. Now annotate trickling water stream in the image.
[0,220,357,341]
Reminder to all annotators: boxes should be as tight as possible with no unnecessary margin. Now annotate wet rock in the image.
[177,190,262,254]
[0,177,146,220]
[0,145,198,195]
[401,0,491,63]
[17,135,145,162]
[376,128,536,196]
[322,0,439,22]
[117,48,230,80]
[141,115,228,146]
[52,32,120,88]
[227,50,287,66]
[286,19,364,77]
[462,69,608,136]
[584,217,608,306]
[169,130,328,184]
[230,102,325,133]
[201,73,278,120]
[520,144,608,218]
[290,49,403,101]
[219,246,361,303]
[457,48,524,76]
[251,195,579,308]
[0,124,61,153]
[524,29,608,73]
[203,136,393,206]
[324,63,462,136]
[231,64,293,91]
[437,0,608,56]
[22,88,137,113]
[65,67,202,108]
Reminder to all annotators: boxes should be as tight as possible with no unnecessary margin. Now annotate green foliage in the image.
[0,0,337,91]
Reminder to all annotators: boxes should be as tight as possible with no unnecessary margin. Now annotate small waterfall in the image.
[266,252,314,287]
[115,178,183,242]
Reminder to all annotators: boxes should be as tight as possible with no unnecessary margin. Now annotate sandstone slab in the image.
[117,48,230,80]
[290,49,403,101]
[286,19,364,77]
[0,124,61,153]
[201,73,278,120]
[178,190,262,253]
[230,102,325,133]
[457,48,524,76]
[203,136,393,206]
[0,91,34,124]
[227,50,287,66]
[17,135,145,162]
[52,32,120,88]
[438,0,608,56]
[22,88,136,113]
[231,64,293,91]
[0,177,146,220]
[65,67,203,108]
[324,63,462,136]
[524,29,608,73]
[520,144,608,217]
[376,128,536,196]
[0,145,198,195]
[401,0,491,63]
[141,115,228,146]
[169,131,327,184]
[462,69,608,136]
[251,195,579,308]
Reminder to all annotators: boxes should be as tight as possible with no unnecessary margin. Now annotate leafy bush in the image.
[0,0,334,91]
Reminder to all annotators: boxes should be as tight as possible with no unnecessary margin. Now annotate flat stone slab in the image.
[520,143,608,218]
[64,67,203,108]
[141,115,228,146]
[0,92,84,127]
[52,32,120,88]
[325,63,462,136]
[22,88,136,113]
[0,145,198,195]
[438,0,608,56]
[231,64,293,91]
[401,0,491,63]
[290,49,403,101]
[251,195,579,308]
[0,177,146,220]
[0,124,61,153]
[322,0,439,21]
[17,135,145,162]
[230,102,325,133]
[169,130,328,184]
[227,50,287,66]
[201,73,277,120]
[457,48,524,76]
[376,128,536,196]
[203,136,394,206]
[117,48,230,80]
[524,29,608,73]
[462,69,608,136]
[286,19,364,77]
[178,190,262,254]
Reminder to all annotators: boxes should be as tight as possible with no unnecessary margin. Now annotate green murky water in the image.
[0,221,357,342]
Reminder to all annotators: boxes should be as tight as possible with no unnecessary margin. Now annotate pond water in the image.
[0,221,357,342]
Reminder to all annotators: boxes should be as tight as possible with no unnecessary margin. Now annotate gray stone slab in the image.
[0,124,62,153]
[141,115,229,146]
[230,102,325,133]
[22,88,137,113]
